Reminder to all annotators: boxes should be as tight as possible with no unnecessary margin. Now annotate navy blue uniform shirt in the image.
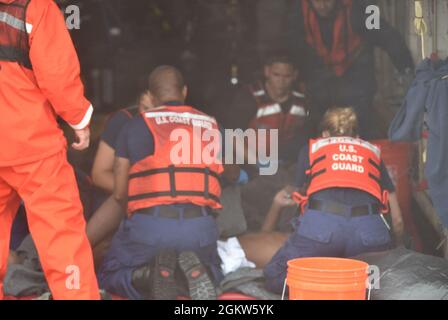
[115,102,224,213]
[101,106,138,150]
[116,102,225,166]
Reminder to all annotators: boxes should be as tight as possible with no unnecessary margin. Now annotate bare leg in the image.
[238,232,290,269]
[86,195,124,248]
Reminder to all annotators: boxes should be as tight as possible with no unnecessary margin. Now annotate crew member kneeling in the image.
[264,107,404,294]
[99,66,223,300]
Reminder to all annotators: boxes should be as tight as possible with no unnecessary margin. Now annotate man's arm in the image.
[27,0,93,142]
[388,192,405,246]
[352,1,414,72]
[86,155,128,247]
[261,187,297,232]
[91,141,116,193]
[286,0,308,72]
[113,156,131,209]
[92,111,134,191]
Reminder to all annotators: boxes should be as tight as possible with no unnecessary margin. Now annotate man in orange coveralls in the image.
[0,0,100,300]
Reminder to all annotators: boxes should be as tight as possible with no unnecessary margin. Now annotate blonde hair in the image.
[319,107,359,137]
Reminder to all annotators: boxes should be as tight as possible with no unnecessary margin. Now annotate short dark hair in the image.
[148,65,185,100]
[263,51,296,68]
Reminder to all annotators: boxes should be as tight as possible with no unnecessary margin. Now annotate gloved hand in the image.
[237,169,249,185]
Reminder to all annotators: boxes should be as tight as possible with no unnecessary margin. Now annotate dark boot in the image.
[178,251,216,300]
[151,250,178,300]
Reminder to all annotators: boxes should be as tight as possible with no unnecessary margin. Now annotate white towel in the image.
[217,237,256,275]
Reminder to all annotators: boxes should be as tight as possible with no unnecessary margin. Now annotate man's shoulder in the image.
[115,114,145,139]
[126,114,146,129]
[104,108,135,131]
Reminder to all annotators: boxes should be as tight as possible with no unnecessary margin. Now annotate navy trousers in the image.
[264,209,392,294]
[98,207,221,299]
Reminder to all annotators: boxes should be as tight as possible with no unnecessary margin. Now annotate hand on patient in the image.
[273,187,297,209]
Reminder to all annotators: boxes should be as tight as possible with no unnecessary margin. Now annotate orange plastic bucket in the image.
[287,258,369,300]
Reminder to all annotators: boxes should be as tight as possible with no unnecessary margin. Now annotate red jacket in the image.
[248,81,306,145]
[0,0,92,166]
[302,0,363,76]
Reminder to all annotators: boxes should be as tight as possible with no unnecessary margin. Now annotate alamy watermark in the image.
[367,265,381,290]
[366,5,380,30]
[169,126,279,176]
[65,265,80,290]
[62,5,80,30]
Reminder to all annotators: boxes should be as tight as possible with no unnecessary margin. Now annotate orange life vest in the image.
[293,137,389,212]
[127,106,223,215]
[0,0,32,69]
[302,0,363,77]
[248,82,307,155]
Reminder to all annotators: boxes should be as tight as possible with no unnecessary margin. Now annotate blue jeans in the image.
[264,209,392,294]
[98,207,221,299]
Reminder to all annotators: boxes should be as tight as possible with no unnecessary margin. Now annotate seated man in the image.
[228,52,308,163]
[229,53,308,232]
[98,66,223,300]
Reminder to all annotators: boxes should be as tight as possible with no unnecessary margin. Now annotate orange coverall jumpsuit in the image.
[0,0,99,299]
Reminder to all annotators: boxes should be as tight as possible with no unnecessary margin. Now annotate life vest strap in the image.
[204,167,210,199]
[129,166,221,181]
[310,155,326,169]
[292,191,309,214]
[128,191,221,204]
[0,45,32,69]
[368,158,381,171]
[381,190,390,214]
[368,173,381,185]
[168,165,176,197]
[310,169,326,181]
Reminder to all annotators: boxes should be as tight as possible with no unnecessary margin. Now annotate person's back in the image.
[264,107,405,294]
[99,66,224,300]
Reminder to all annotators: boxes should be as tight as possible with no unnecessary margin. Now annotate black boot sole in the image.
[152,250,178,300]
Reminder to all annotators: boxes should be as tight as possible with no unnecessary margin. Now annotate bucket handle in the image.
[367,265,373,301]
[281,278,287,301]
[367,282,372,301]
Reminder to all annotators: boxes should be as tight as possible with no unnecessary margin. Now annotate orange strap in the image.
[381,190,390,214]
[292,192,309,214]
